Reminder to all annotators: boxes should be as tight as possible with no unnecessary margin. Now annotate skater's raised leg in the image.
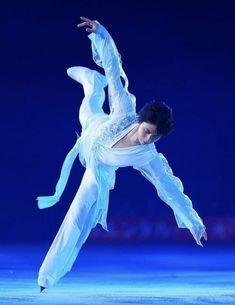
[67,66,108,129]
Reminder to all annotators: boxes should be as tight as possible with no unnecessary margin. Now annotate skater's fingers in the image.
[77,22,85,28]
[192,231,201,245]
[192,231,196,240]
[80,16,92,22]
[77,17,98,33]
[77,21,90,28]
[80,17,96,26]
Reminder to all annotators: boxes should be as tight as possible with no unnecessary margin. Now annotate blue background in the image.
[1,0,234,242]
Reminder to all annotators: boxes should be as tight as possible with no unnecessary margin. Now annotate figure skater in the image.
[37,16,207,292]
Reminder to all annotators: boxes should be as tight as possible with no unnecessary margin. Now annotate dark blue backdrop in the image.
[1,0,234,242]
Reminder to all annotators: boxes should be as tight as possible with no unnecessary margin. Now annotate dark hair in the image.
[138,100,174,136]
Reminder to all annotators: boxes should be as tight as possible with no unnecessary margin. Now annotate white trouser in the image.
[38,68,106,288]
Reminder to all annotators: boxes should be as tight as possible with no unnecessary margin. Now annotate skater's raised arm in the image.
[77,16,136,118]
[133,153,207,247]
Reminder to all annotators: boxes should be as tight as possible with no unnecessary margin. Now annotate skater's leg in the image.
[37,168,101,288]
[57,201,101,281]
[67,66,108,129]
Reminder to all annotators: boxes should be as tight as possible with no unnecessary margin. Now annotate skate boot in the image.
[67,66,107,89]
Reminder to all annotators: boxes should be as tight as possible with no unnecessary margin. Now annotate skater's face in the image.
[137,122,161,145]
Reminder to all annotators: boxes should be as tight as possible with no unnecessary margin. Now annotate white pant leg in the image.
[79,90,106,129]
[38,168,100,288]
[67,66,107,129]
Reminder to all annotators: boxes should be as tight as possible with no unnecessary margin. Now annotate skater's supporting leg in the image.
[37,168,101,288]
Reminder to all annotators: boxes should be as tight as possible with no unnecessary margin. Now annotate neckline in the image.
[111,144,142,150]
[110,123,142,150]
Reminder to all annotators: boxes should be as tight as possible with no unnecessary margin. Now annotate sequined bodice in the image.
[94,112,139,149]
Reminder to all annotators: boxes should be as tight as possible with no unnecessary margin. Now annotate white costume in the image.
[37,21,206,288]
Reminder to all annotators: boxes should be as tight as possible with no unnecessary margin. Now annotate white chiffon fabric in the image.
[36,21,206,288]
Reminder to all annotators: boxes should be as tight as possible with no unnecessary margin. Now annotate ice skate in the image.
[67,66,107,89]
[40,286,45,293]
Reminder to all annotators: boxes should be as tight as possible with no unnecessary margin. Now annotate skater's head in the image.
[137,100,174,145]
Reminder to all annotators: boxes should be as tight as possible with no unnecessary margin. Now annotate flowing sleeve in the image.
[133,152,207,247]
[87,21,136,118]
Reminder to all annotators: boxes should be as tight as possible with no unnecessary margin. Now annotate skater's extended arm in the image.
[77,17,136,118]
[134,153,207,246]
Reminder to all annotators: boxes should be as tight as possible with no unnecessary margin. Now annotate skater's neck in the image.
[126,124,141,146]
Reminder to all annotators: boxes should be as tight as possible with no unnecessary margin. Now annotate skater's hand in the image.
[77,16,98,33]
[202,231,207,241]
[192,229,207,246]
